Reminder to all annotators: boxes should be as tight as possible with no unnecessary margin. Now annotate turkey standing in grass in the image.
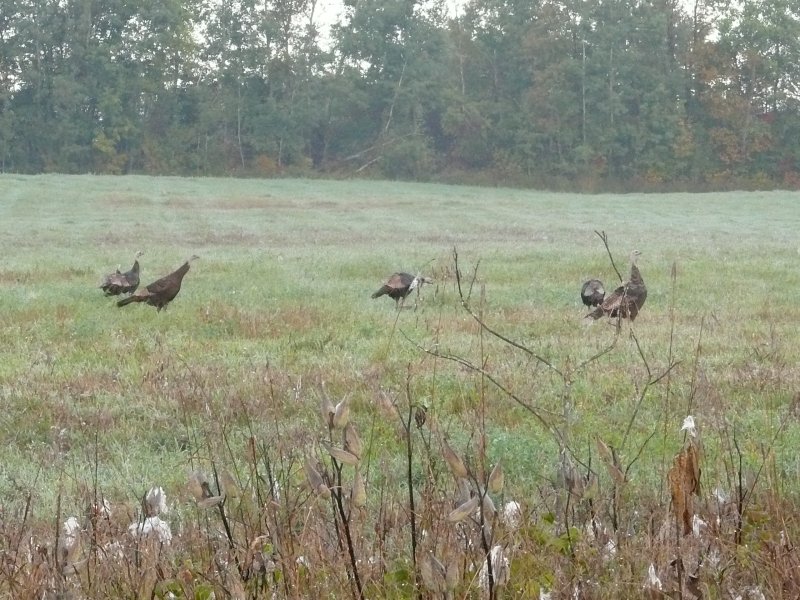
[580,279,605,307]
[372,272,433,308]
[100,251,143,296]
[585,250,647,321]
[117,255,198,311]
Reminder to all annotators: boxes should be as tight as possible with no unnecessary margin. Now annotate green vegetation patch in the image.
[1,175,799,598]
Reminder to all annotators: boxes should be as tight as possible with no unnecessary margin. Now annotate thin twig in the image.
[661,260,678,504]
[621,360,680,451]
[595,230,623,283]
[401,330,563,445]
[453,247,565,379]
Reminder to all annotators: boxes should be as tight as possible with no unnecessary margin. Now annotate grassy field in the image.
[1,174,799,598]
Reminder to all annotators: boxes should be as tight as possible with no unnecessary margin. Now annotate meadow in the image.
[0,174,799,598]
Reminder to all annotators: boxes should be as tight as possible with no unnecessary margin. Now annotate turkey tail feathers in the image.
[117,295,138,308]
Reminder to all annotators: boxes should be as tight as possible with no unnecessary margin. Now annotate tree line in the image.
[1,0,799,190]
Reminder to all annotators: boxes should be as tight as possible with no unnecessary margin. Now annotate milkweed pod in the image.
[487,545,510,588]
[197,495,225,509]
[481,491,497,519]
[442,438,468,479]
[445,555,460,591]
[596,438,626,485]
[447,495,480,523]
[501,501,522,530]
[220,470,240,499]
[323,442,360,466]
[351,470,367,508]
[681,415,697,437]
[455,477,471,505]
[488,462,504,494]
[343,423,363,458]
[644,563,662,592]
[304,458,330,499]
[332,396,351,429]
[321,394,335,429]
[245,436,258,464]
[420,552,447,593]
[60,516,82,565]
[188,472,210,502]
[419,552,436,592]
[144,486,167,517]
[414,405,427,428]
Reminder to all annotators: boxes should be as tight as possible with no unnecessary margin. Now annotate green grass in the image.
[1,174,799,597]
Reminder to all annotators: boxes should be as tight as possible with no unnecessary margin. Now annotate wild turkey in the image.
[580,279,605,307]
[372,272,433,308]
[117,255,199,311]
[100,251,143,296]
[585,250,647,321]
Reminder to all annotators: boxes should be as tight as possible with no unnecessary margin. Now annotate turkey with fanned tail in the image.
[585,250,647,321]
[580,279,605,307]
[100,251,143,296]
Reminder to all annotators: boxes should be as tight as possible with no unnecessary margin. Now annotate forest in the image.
[1,0,799,190]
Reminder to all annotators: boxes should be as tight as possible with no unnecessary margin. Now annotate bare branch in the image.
[453,248,565,379]
[621,360,680,451]
[401,330,563,446]
[595,230,623,283]
[574,334,620,372]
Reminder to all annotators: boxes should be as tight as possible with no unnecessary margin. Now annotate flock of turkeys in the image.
[100,253,199,312]
[101,250,647,321]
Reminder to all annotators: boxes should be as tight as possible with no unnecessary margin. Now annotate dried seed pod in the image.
[501,500,522,530]
[343,423,363,458]
[332,396,351,429]
[481,491,497,519]
[442,438,468,480]
[143,486,167,517]
[323,442,360,466]
[668,436,702,536]
[351,470,367,508]
[445,554,460,591]
[488,462,504,494]
[596,438,626,485]
[419,553,435,592]
[304,458,331,499]
[220,470,240,499]
[197,495,225,509]
[245,436,258,464]
[447,495,480,523]
[559,449,587,497]
[420,552,447,593]
[321,394,335,429]
[188,472,211,502]
[455,477,471,506]
[200,481,214,499]
[479,545,510,590]
[59,517,82,567]
[414,405,427,428]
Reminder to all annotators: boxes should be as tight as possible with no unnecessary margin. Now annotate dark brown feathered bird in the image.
[580,279,605,307]
[117,255,199,311]
[371,272,433,308]
[100,251,143,296]
[586,250,647,321]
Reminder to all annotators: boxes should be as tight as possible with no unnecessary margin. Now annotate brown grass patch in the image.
[99,192,154,208]
[198,302,324,339]
[211,196,294,210]
[186,229,264,246]
[0,269,35,284]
